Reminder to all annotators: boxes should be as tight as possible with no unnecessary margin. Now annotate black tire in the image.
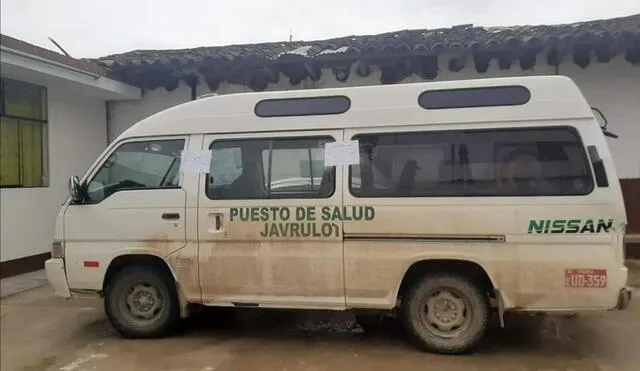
[104,265,180,338]
[401,274,489,354]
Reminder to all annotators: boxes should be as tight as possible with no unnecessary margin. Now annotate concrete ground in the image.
[0,281,638,371]
[0,270,48,298]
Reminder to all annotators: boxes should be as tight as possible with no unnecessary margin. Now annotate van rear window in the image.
[350,127,593,198]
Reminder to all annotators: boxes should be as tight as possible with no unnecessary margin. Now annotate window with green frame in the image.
[0,78,48,187]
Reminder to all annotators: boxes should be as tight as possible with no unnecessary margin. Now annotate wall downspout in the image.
[190,82,197,101]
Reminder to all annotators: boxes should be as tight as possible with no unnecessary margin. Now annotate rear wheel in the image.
[104,265,180,338]
[401,274,489,354]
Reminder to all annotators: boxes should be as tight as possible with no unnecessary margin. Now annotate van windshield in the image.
[85,139,184,202]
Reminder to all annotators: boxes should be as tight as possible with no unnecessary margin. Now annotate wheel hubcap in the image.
[420,288,472,337]
[121,282,164,323]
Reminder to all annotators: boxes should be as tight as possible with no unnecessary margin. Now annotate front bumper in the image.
[44,258,71,298]
[616,286,633,310]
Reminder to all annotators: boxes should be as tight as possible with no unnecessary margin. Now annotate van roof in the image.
[117,75,594,140]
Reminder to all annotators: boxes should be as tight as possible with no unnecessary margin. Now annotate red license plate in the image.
[564,268,607,288]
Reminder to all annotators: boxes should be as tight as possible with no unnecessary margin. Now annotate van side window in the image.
[86,139,185,203]
[350,127,593,197]
[207,136,335,200]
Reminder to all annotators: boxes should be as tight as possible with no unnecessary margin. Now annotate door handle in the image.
[214,214,223,231]
[208,212,224,233]
[162,213,180,220]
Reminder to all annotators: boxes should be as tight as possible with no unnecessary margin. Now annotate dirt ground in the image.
[1,285,638,371]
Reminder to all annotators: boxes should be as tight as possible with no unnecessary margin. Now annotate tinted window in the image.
[86,139,184,202]
[255,96,350,117]
[418,86,530,109]
[350,127,593,197]
[207,136,335,199]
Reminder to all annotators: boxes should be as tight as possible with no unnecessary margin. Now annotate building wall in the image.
[0,82,107,264]
[558,57,640,179]
[108,84,192,142]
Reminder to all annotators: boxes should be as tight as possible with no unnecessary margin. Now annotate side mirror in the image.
[68,176,83,202]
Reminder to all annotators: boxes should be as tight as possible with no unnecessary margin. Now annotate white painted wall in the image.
[108,83,192,141]
[0,81,107,262]
[107,55,639,179]
[559,57,640,179]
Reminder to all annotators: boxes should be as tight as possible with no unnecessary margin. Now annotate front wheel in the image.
[401,274,489,354]
[104,266,180,338]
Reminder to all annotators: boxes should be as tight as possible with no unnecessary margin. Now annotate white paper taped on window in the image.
[180,150,212,173]
[324,140,360,167]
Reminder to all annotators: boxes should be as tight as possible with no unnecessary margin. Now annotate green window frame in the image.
[0,78,48,188]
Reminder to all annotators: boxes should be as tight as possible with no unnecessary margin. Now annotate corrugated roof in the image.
[92,14,640,91]
[97,14,639,66]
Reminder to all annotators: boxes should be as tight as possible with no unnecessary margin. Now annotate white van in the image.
[45,75,632,354]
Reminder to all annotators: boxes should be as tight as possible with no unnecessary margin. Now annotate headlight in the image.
[52,240,64,259]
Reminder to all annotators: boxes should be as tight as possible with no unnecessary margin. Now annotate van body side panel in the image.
[343,200,622,310]
[508,119,626,310]
[197,130,346,309]
[507,201,622,310]
[64,189,188,290]
[63,136,191,293]
[343,201,508,309]
[343,123,626,311]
